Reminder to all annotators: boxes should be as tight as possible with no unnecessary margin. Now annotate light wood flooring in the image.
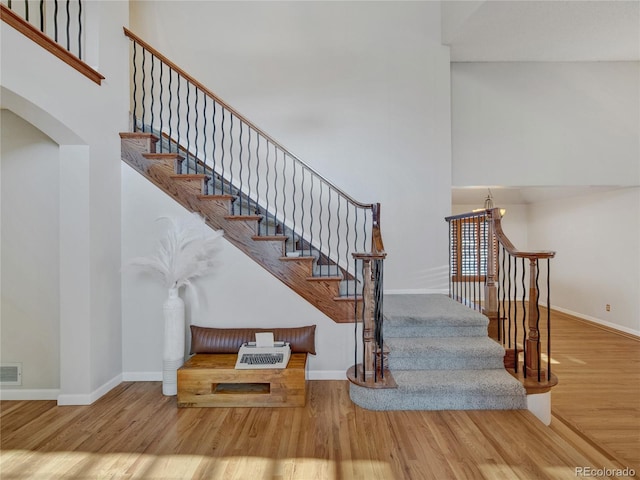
[1,311,638,480]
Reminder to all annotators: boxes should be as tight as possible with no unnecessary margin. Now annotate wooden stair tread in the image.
[120,132,159,143]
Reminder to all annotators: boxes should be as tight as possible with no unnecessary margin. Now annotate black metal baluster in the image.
[39,0,44,32]
[274,147,279,232]
[24,0,29,22]
[238,122,244,215]
[254,135,260,232]
[521,257,527,378]
[168,68,173,153]
[77,0,82,59]
[185,82,191,173]
[194,87,199,175]
[220,107,226,194]
[150,55,155,138]
[535,259,541,382]
[132,42,138,131]
[501,245,507,345]
[300,167,306,255]
[159,62,164,153]
[496,241,502,342]
[319,182,324,276]
[291,155,297,255]
[54,0,58,42]
[265,141,271,234]
[141,48,146,132]
[282,151,287,245]
[65,0,70,51]
[203,95,208,191]
[176,73,181,172]
[229,115,234,197]
[513,257,518,373]
[547,259,551,381]
[507,254,512,350]
[211,100,218,194]
[327,187,332,276]
[336,195,342,279]
[448,221,452,298]
[246,128,252,212]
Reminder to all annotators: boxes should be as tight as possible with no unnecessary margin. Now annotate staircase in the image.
[120,132,360,323]
[349,294,527,410]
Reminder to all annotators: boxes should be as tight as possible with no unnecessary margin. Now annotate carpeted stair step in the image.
[384,294,489,338]
[350,369,526,411]
[386,337,506,370]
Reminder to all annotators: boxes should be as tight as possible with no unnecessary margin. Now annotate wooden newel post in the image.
[484,208,499,341]
[526,258,541,375]
[361,257,375,380]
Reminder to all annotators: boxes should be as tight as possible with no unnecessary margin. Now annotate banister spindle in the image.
[77,0,82,59]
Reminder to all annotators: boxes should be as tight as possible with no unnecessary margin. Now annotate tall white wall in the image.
[528,188,640,336]
[1,1,129,402]
[1,110,60,394]
[122,164,359,379]
[129,1,452,292]
[451,62,640,187]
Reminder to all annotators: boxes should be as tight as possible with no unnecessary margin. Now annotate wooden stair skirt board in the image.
[177,353,307,407]
[121,133,360,323]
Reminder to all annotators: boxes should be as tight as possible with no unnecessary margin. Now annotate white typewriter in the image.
[235,332,291,369]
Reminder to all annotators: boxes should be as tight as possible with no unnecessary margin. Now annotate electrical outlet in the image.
[606,304,611,312]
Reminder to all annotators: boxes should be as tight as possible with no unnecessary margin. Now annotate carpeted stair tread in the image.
[385,337,506,370]
[349,369,526,411]
[384,294,488,327]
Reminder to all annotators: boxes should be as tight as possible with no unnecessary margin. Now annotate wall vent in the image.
[0,363,23,385]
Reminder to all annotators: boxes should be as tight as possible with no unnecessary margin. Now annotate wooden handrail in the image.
[1,4,104,85]
[123,27,373,210]
[489,208,556,259]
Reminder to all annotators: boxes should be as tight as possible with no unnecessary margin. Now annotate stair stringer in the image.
[121,132,361,323]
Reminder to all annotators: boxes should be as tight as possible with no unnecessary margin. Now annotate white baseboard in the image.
[122,372,162,382]
[57,373,123,406]
[307,370,348,380]
[550,304,640,338]
[0,388,60,401]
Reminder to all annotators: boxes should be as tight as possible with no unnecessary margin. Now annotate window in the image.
[450,217,496,281]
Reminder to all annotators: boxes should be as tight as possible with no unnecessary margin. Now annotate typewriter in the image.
[235,332,291,369]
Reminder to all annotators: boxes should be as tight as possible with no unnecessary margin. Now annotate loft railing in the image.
[1,0,84,59]
[124,28,391,387]
[0,2,102,84]
[445,208,557,392]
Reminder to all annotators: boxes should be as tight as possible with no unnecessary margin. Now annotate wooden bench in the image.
[177,353,307,408]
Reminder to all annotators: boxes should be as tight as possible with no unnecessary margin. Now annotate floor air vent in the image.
[0,363,22,385]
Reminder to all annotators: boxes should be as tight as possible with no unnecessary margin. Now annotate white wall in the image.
[451,62,640,187]
[1,1,130,402]
[1,110,60,393]
[129,1,452,293]
[121,163,359,379]
[528,188,640,336]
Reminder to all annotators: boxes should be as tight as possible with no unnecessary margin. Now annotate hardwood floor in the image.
[546,308,640,471]
[1,311,638,479]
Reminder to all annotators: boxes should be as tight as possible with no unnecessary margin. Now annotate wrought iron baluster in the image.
[265,141,271,235]
[132,42,138,131]
[336,195,341,279]
[185,82,191,173]
[255,135,260,232]
[202,94,207,190]
[290,155,296,254]
[246,128,252,212]
[229,115,234,198]
[211,100,218,194]
[513,256,518,373]
[168,68,173,153]
[521,257,527,377]
[176,74,181,172]
[274,147,279,232]
[77,0,82,58]
[319,182,324,275]
[150,55,155,138]
[547,259,551,381]
[54,0,58,42]
[39,0,44,32]
[24,0,29,22]
[65,0,70,51]
[159,62,164,153]
[535,259,541,382]
[220,107,226,194]
[327,187,333,276]
[238,122,244,215]
[507,254,512,350]
[141,48,146,132]
[194,87,199,175]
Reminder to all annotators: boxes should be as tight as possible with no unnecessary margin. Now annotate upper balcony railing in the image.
[445,208,557,393]
[1,1,103,84]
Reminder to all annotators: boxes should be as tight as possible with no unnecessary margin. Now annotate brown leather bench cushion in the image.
[190,325,316,355]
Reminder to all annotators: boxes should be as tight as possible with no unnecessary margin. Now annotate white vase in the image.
[162,287,185,396]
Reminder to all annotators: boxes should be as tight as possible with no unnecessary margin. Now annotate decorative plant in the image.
[127,212,224,291]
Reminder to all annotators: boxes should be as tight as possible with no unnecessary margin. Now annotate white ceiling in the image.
[451,186,629,206]
[442,0,640,62]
